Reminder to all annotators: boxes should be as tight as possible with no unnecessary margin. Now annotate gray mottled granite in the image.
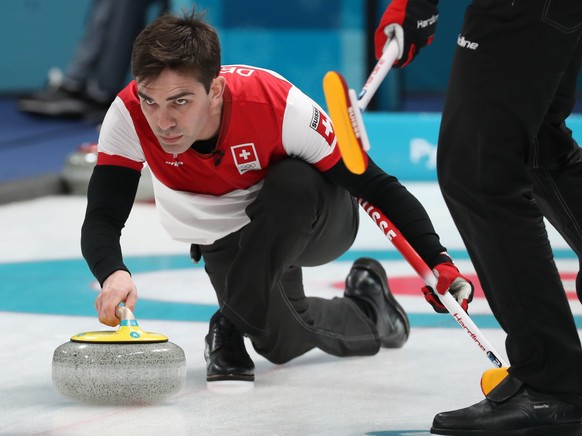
[52,341,186,405]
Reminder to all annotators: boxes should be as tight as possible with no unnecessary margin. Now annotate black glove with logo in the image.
[374,0,439,67]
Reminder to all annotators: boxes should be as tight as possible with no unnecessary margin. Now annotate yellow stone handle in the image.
[70,305,168,343]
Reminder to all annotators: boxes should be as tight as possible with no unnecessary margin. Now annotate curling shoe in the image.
[344,257,410,348]
[431,375,582,435]
[204,311,255,383]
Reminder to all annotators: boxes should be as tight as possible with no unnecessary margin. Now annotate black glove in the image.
[374,0,439,67]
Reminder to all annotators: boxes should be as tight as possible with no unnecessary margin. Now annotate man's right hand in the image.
[95,270,138,326]
[374,0,439,67]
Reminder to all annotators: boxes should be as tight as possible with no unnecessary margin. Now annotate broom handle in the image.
[358,198,509,368]
[357,39,399,111]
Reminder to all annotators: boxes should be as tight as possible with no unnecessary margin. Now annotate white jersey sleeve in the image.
[281,86,338,169]
[98,97,146,164]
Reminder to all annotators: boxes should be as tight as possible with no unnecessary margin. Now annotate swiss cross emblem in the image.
[310,106,335,146]
[231,143,261,174]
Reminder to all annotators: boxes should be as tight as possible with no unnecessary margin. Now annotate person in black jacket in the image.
[375,0,582,433]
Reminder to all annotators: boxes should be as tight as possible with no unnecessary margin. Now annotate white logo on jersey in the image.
[165,157,183,167]
[231,143,261,174]
[221,66,255,77]
[310,106,335,146]
[165,161,183,167]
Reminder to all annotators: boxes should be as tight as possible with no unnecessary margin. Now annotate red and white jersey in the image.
[97,65,341,244]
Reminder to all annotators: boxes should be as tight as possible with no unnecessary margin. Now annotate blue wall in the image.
[366,113,582,181]
[180,0,366,108]
[0,0,91,92]
[3,0,580,110]
[0,0,466,108]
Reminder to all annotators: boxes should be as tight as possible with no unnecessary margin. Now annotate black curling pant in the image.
[437,0,582,402]
[199,158,381,364]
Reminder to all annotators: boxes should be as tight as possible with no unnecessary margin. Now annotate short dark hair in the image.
[131,10,221,91]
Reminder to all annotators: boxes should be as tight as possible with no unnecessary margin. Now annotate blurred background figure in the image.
[17,0,168,120]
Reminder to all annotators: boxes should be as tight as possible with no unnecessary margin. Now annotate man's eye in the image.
[175,99,188,105]
[144,99,156,105]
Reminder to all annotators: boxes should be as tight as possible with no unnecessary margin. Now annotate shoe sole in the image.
[352,258,411,342]
[430,421,582,435]
[207,373,255,382]
[206,379,255,393]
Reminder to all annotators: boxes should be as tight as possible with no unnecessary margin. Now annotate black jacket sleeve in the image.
[323,156,450,268]
[80,165,141,286]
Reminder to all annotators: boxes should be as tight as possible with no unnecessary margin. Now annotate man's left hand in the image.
[422,262,474,313]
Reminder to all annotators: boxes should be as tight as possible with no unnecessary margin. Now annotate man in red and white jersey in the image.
[81,10,472,385]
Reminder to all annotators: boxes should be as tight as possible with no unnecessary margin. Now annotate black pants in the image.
[438,0,582,400]
[198,159,380,364]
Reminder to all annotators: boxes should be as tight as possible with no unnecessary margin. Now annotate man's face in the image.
[137,69,223,155]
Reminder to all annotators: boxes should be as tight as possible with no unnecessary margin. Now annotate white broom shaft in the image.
[358,198,509,368]
[357,39,400,112]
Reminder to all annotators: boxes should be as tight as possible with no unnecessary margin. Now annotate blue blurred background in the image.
[0,0,474,109]
[1,0,582,204]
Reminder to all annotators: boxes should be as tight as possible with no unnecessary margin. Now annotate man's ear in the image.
[210,76,226,101]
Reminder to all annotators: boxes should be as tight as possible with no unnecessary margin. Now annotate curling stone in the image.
[52,306,186,405]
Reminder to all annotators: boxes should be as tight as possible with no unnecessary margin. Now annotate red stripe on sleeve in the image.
[313,149,343,172]
[97,152,144,171]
